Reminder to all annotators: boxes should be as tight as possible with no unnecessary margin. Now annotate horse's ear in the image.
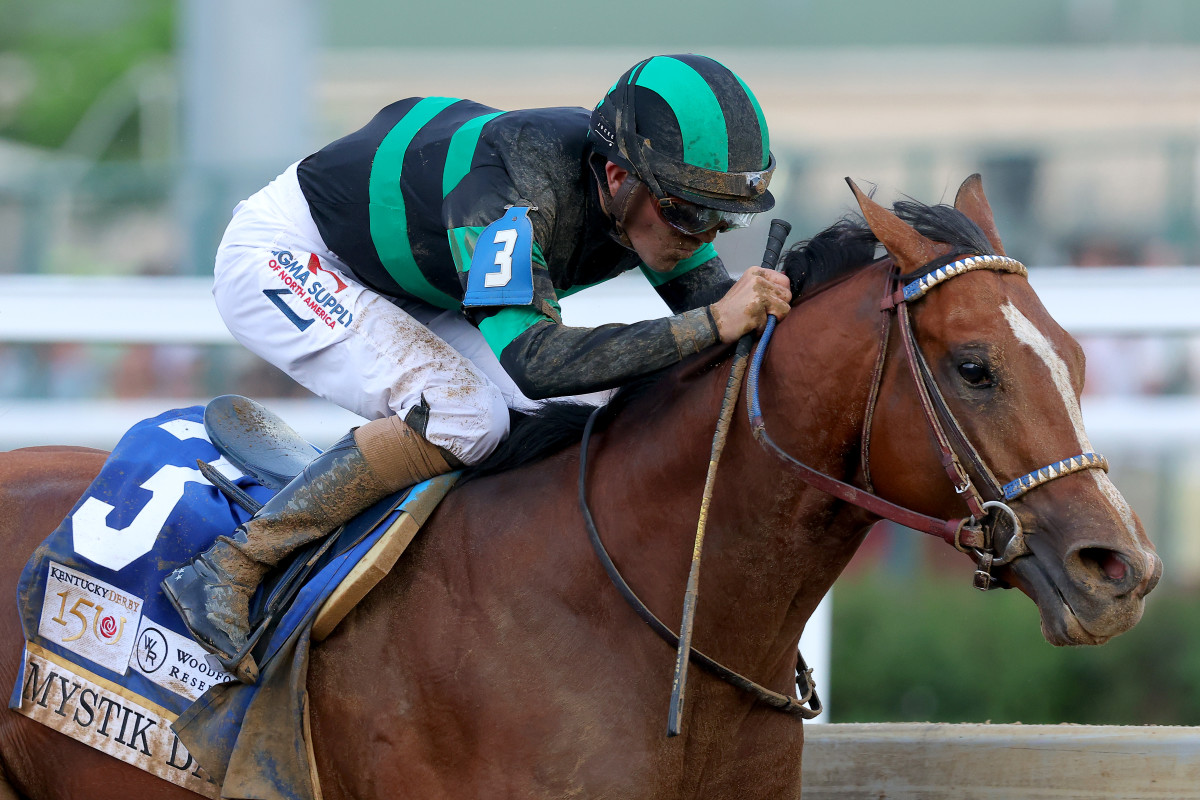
[953,173,1006,256]
[845,177,945,274]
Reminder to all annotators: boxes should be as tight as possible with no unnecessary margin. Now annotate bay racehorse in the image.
[0,175,1160,799]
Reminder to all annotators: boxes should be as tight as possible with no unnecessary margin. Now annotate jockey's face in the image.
[603,163,719,272]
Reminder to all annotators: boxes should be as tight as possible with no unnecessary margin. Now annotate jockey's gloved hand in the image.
[710,266,793,341]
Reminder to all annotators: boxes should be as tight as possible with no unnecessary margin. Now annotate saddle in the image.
[203,394,317,491]
[11,401,455,797]
[200,396,454,672]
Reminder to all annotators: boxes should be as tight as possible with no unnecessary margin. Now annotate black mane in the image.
[463,370,666,480]
[466,196,995,479]
[779,216,877,297]
[779,197,997,293]
[892,199,998,278]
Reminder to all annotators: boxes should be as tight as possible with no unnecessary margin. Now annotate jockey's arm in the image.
[475,256,791,400]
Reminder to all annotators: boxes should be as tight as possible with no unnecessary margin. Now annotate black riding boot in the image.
[162,434,388,681]
[163,417,456,683]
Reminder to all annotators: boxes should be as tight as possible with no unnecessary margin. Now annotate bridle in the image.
[748,252,1110,589]
[577,250,1110,721]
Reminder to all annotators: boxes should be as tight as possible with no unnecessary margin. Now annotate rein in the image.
[577,406,822,719]
[573,250,1110,728]
[749,253,1111,588]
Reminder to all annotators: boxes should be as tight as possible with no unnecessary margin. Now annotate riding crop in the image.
[667,218,792,737]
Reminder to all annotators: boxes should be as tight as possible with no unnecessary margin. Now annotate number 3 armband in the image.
[462,207,536,308]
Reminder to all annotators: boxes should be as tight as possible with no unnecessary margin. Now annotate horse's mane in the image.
[892,199,998,278]
[779,216,878,296]
[464,197,996,479]
[462,373,663,481]
[778,196,998,293]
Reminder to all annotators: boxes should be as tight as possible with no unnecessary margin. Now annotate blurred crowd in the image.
[0,340,313,403]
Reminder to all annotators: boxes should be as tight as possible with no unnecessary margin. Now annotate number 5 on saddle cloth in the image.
[13,399,455,720]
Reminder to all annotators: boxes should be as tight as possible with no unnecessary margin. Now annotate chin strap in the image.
[600,172,641,250]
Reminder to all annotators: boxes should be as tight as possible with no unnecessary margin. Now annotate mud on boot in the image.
[161,531,267,682]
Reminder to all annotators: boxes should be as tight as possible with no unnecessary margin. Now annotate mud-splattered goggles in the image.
[652,194,757,236]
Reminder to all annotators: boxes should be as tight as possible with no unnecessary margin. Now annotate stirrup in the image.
[160,564,264,685]
[204,620,269,685]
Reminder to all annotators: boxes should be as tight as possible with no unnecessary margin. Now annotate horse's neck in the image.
[589,266,886,670]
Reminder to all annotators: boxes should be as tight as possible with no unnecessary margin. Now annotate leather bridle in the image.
[748,253,1110,589]
[576,250,1110,721]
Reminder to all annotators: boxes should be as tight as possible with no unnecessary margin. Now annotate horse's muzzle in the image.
[1006,535,1156,647]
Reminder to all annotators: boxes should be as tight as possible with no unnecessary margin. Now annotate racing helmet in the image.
[589,54,775,234]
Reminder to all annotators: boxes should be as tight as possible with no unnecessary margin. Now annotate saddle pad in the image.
[8,407,269,796]
[7,406,456,799]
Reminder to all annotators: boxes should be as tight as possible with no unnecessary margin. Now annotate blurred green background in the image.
[2,0,1199,726]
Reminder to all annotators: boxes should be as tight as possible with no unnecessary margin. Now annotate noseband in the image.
[748,253,1110,589]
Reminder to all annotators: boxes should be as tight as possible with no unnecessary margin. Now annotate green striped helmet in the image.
[589,54,775,214]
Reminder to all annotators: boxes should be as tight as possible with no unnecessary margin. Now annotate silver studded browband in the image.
[1001,452,1110,501]
[897,253,1109,505]
[901,254,1028,302]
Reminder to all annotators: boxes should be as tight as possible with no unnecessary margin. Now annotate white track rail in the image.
[2,267,1197,451]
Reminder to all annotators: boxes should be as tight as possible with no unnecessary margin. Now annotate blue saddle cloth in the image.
[9,406,454,800]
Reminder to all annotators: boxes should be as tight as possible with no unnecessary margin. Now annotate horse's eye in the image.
[958,359,992,386]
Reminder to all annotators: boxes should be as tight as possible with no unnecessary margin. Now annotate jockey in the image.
[162,53,792,676]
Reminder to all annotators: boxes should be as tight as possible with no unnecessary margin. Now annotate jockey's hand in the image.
[710,266,793,343]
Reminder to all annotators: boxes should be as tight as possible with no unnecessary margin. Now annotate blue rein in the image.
[746,253,1110,559]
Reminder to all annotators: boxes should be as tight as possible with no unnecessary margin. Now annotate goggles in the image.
[652,194,757,236]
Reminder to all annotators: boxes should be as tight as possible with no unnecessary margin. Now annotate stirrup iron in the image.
[204,620,269,685]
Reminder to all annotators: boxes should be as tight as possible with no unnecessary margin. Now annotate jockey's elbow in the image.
[513,376,554,400]
[512,372,556,401]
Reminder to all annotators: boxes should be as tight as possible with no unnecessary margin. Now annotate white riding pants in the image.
[212,162,533,465]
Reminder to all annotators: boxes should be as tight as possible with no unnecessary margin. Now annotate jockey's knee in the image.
[420,381,509,467]
[457,383,509,465]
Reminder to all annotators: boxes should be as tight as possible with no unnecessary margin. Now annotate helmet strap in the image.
[614,61,669,205]
[604,174,641,249]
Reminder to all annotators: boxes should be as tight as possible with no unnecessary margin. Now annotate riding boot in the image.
[161,415,456,679]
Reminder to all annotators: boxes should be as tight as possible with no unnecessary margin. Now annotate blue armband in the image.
[462,207,536,307]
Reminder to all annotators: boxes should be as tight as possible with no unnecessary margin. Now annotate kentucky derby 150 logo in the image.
[37,561,143,676]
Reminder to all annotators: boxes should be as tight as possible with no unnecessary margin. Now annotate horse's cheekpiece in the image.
[461,205,536,307]
[749,246,1111,592]
[8,404,455,798]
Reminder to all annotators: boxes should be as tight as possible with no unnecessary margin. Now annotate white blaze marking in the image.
[1000,302,1140,539]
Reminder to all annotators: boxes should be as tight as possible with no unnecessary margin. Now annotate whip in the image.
[667,218,792,737]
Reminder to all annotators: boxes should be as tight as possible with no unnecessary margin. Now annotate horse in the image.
[0,175,1161,800]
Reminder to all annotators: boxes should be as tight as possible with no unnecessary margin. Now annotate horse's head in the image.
[850,175,1160,646]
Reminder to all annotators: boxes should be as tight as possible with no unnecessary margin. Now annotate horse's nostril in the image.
[1142,552,1163,597]
[1079,547,1130,585]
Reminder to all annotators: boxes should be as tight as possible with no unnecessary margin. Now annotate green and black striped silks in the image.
[293,95,733,399]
